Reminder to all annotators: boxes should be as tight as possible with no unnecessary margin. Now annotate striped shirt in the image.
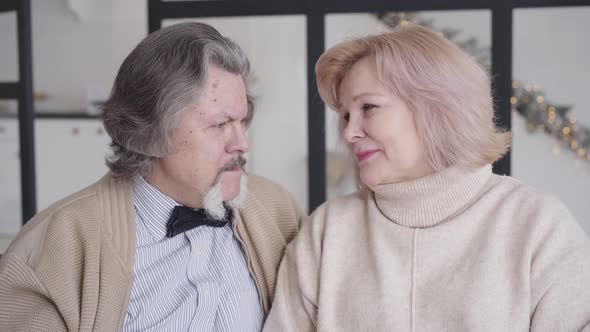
[123,176,263,332]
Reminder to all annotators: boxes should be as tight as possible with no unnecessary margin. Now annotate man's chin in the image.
[225,174,248,209]
[221,188,240,202]
[219,174,242,199]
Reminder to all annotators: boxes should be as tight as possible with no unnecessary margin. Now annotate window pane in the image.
[513,7,590,233]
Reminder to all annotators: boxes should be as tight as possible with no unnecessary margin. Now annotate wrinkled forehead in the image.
[195,67,248,113]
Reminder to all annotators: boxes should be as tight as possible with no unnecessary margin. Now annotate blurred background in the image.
[1,0,589,252]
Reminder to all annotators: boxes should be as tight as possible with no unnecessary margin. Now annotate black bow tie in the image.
[166,205,233,238]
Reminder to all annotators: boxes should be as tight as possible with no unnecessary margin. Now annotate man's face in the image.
[149,65,250,208]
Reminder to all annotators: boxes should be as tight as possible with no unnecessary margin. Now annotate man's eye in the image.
[215,122,228,129]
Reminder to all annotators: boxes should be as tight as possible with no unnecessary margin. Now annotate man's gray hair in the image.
[102,22,252,179]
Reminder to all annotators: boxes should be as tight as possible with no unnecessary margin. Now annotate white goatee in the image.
[202,174,248,219]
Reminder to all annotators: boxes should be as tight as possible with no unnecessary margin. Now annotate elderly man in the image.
[0,22,304,331]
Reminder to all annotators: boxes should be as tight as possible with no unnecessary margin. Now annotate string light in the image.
[509,81,589,164]
[548,110,556,123]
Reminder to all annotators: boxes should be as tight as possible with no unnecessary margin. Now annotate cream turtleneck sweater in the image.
[264,165,590,332]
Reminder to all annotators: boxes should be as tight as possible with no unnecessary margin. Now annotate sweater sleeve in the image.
[529,197,590,332]
[0,254,67,332]
[263,207,325,332]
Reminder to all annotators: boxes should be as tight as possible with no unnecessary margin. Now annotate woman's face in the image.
[337,57,434,187]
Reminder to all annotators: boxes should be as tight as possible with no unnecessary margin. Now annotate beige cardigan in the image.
[264,165,590,332]
[0,173,304,331]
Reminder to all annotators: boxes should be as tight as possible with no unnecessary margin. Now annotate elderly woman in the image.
[264,25,590,331]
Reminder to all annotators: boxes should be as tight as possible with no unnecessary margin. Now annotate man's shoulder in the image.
[4,174,130,266]
[246,174,301,210]
[242,174,305,240]
[247,174,289,195]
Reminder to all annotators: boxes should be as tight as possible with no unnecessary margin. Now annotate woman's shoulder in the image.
[489,173,572,215]
[487,173,588,247]
[312,189,368,217]
[299,189,369,232]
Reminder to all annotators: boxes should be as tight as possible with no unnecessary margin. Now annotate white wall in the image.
[0,3,589,243]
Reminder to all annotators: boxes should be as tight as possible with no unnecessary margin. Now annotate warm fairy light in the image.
[536,96,544,103]
[562,127,571,135]
[548,106,556,113]
[525,84,532,92]
[400,20,409,27]
[510,97,517,105]
[578,149,586,158]
[571,140,578,150]
[570,116,577,124]
[512,81,519,89]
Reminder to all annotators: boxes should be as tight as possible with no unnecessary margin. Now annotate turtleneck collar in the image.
[371,164,493,228]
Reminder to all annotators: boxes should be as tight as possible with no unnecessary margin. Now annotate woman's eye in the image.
[342,112,350,122]
[361,103,378,112]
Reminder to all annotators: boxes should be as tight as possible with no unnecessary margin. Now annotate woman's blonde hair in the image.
[316,24,511,171]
